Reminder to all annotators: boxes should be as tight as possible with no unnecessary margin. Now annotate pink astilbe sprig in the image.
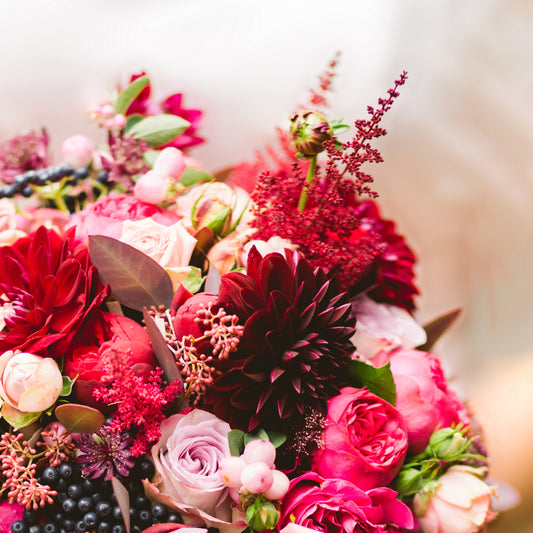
[305,52,341,110]
[93,349,182,456]
[0,432,57,510]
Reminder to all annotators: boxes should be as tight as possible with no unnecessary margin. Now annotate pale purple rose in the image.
[145,409,246,533]
[279,471,414,533]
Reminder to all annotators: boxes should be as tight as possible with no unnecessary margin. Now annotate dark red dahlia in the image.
[204,247,356,434]
[0,226,109,357]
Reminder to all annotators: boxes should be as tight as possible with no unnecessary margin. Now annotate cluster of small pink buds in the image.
[87,102,126,131]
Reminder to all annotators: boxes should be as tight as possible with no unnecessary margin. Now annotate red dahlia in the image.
[0,226,109,357]
[204,247,356,434]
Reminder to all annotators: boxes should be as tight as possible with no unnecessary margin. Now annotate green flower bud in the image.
[246,500,280,531]
[429,427,469,461]
[395,467,425,496]
[289,110,333,157]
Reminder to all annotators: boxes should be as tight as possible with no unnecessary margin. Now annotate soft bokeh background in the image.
[1,0,532,530]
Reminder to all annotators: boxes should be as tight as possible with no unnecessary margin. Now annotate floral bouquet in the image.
[0,60,498,533]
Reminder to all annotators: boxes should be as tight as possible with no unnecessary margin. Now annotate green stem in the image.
[297,155,317,212]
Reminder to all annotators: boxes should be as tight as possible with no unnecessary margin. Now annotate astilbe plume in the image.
[203,247,356,435]
[92,349,182,456]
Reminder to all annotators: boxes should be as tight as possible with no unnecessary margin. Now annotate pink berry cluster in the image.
[219,439,290,530]
[134,147,186,204]
[87,102,127,132]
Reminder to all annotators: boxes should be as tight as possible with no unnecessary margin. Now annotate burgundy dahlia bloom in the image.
[0,226,109,357]
[204,248,356,434]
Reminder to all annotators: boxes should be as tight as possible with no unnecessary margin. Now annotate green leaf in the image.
[1,404,40,429]
[418,308,462,352]
[54,403,105,433]
[128,114,190,147]
[180,266,204,294]
[347,359,397,405]
[60,376,75,396]
[265,430,287,449]
[244,428,269,446]
[179,167,213,187]
[206,206,231,236]
[125,114,143,133]
[114,75,150,115]
[228,429,246,456]
[143,150,160,169]
[89,235,174,311]
[332,123,350,134]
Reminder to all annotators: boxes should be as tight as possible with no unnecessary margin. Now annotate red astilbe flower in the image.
[203,247,356,435]
[0,226,109,357]
[93,349,182,457]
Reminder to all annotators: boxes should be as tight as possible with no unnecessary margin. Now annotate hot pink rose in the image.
[67,193,178,242]
[312,387,408,491]
[279,471,413,533]
[0,500,23,533]
[373,348,471,453]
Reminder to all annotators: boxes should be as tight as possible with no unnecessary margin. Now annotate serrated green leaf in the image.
[228,429,246,456]
[114,75,150,115]
[128,114,190,147]
[89,235,173,311]
[347,359,396,405]
[60,376,75,396]
[179,167,213,187]
[55,403,105,433]
[143,150,160,169]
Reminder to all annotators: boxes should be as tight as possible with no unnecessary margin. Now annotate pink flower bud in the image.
[134,171,168,204]
[218,456,247,488]
[242,439,276,468]
[153,147,186,180]
[263,469,290,500]
[61,135,95,167]
[112,114,126,130]
[240,462,274,494]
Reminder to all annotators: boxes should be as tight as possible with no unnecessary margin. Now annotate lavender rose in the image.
[145,409,246,533]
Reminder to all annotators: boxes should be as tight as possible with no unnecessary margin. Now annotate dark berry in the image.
[14,173,31,187]
[56,478,68,492]
[167,512,182,523]
[74,521,86,533]
[92,492,105,505]
[78,496,93,513]
[51,511,64,524]
[23,509,40,525]
[96,170,109,184]
[42,524,59,533]
[130,526,142,533]
[73,167,89,181]
[138,508,153,524]
[129,507,137,522]
[62,497,78,514]
[111,526,126,533]
[67,483,84,500]
[62,519,75,531]
[97,523,112,533]
[137,458,155,479]
[82,511,98,528]
[10,521,26,533]
[56,491,68,504]
[58,463,76,480]
[95,500,112,518]
[28,526,42,533]
[133,493,150,510]
[41,466,59,485]
[21,185,33,197]
[151,503,168,522]
[81,477,95,493]
[112,506,123,522]
[1,185,17,197]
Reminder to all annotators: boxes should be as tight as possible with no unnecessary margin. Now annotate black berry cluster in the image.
[11,458,181,533]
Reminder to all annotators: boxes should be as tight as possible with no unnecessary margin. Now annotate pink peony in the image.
[373,348,471,453]
[312,387,408,491]
[414,466,497,533]
[0,500,23,533]
[144,409,246,533]
[67,193,178,242]
[279,471,413,533]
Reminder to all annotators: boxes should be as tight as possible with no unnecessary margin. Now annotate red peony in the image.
[0,226,109,358]
[279,471,413,533]
[311,387,408,491]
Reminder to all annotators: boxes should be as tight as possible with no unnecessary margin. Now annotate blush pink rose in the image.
[279,471,413,533]
[373,348,471,454]
[312,387,408,491]
[67,193,178,242]
[414,466,497,533]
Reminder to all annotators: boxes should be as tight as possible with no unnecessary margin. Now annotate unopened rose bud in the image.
[289,110,332,157]
[429,427,469,461]
[153,147,186,180]
[134,170,168,204]
[61,135,95,167]
[246,500,280,531]
[395,467,424,496]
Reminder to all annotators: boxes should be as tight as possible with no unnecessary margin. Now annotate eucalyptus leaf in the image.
[228,429,246,456]
[55,403,105,433]
[89,235,174,311]
[128,114,190,147]
[179,167,213,187]
[114,75,150,115]
[347,359,396,405]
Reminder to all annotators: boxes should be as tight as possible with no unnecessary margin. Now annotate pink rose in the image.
[373,349,471,453]
[279,471,414,533]
[0,500,23,533]
[61,134,95,167]
[312,387,408,490]
[0,351,63,417]
[64,311,156,408]
[0,198,17,232]
[144,409,246,533]
[414,466,497,533]
[134,170,169,204]
[67,193,178,242]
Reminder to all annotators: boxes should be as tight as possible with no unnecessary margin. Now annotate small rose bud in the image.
[242,439,276,467]
[219,456,247,488]
[153,147,186,180]
[395,467,424,496]
[289,110,332,157]
[429,427,469,461]
[240,462,274,494]
[263,469,290,500]
[112,114,126,130]
[245,500,280,532]
[61,135,95,167]
[134,170,168,204]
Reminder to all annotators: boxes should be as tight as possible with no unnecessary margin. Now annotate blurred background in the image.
[0,0,532,530]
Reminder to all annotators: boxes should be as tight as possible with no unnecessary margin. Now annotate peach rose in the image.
[0,351,63,414]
